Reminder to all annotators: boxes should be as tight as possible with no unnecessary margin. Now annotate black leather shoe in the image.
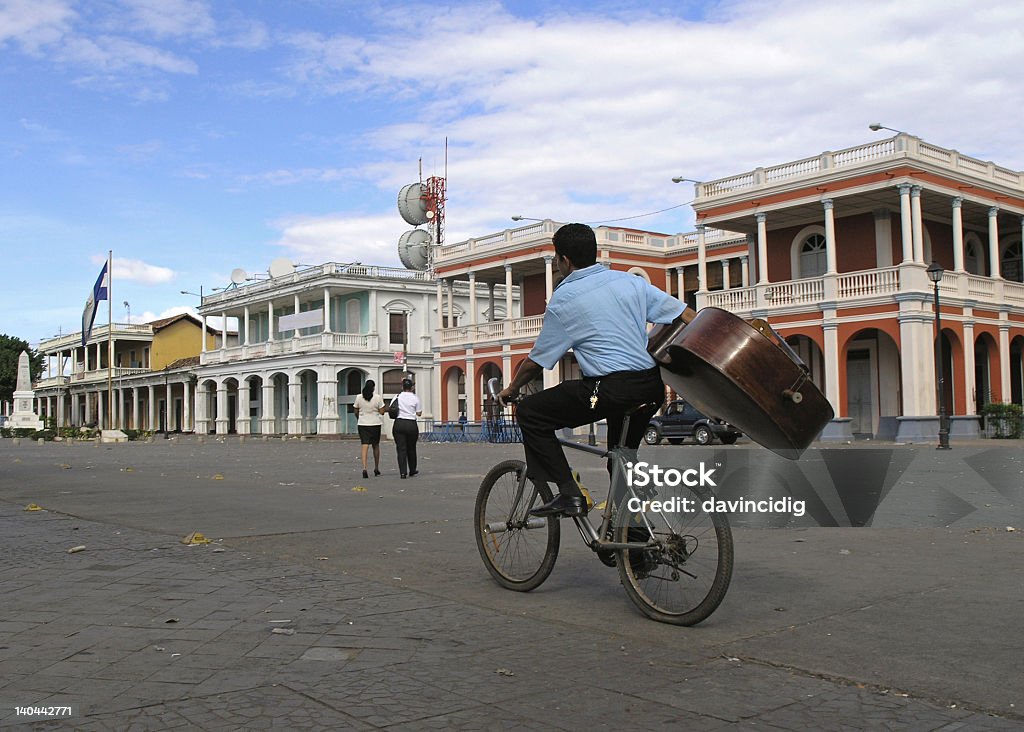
[529,494,588,518]
[408,470,418,477]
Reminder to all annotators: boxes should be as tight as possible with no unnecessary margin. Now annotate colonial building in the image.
[190,262,484,435]
[33,313,223,431]
[432,134,1024,442]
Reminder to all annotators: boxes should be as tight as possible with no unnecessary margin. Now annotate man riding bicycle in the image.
[498,223,694,518]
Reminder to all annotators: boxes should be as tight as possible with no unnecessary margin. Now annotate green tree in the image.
[0,334,44,402]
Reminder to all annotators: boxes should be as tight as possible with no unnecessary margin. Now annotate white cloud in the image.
[90,256,176,284]
[272,213,405,268]
[275,0,1024,243]
[0,0,74,51]
[120,0,215,39]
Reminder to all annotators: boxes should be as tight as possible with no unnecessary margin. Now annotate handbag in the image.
[388,398,400,420]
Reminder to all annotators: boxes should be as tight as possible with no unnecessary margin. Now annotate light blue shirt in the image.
[529,264,685,377]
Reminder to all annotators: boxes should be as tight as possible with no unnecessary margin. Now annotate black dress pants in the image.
[392,418,419,476]
[516,366,664,496]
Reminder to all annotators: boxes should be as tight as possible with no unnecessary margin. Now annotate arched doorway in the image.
[1010,335,1024,406]
[245,375,263,434]
[222,378,240,434]
[477,362,502,420]
[270,373,288,434]
[443,366,465,422]
[298,369,318,434]
[337,368,367,435]
[843,328,901,438]
[974,333,998,412]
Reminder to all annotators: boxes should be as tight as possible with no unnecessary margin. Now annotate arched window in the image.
[964,233,985,275]
[799,234,827,278]
[1002,240,1023,283]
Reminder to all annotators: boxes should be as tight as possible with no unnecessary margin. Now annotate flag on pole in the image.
[82,262,109,346]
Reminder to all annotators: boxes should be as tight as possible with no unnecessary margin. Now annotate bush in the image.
[982,402,1023,439]
[30,429,56,441]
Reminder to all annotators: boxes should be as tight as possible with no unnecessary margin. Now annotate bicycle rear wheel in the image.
[616,487,732,625]
[475,460,560,591]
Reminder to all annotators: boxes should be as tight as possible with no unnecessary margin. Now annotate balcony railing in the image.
[698,134,1024,202]
[200,332,378,364]
[436,315,545,348]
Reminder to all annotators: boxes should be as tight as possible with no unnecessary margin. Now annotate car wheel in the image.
[668,438,683,445]
[719,434,738,445]
[694,425,713,445]
[644,427,661,445]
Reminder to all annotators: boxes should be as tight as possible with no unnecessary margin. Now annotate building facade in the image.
[190,262,484,435]
[432,134,1024,442]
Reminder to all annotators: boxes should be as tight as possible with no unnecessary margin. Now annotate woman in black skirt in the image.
[353,379,385,479]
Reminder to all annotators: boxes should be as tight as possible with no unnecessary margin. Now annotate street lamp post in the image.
[927,262,951,450]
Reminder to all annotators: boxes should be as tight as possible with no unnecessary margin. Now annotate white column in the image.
[292,296,300,338]
[898,184,913,264]
[56,393,65,428]
[544,256,554,302]
[488,282,495,323]
[287,374,302,435]
[166,381,174,431]
[823,199,838,274]
[988,207,1001,279]
[261,380,276,435]
[676,267,685,301]
[963,321,976,415]
[147,385,156,431]
[317,368,339,435]
[194,383,209,434]
[368,289,378,336]
[98,390,105,430]
[952,198,965,273]
[756,214,769,284]
[446,281,455,327]
[323,288,331,333]
[740,256,750,288]
[468,272,478,326]
[220,311,228,349]
[268,301,275,342]
[466,358,476,421]
[216,382,229,434]
[132,388,140,430]
[436,278,445,327]
[200,314,207,352]
[696,225,708,292]
[999,325,1011,401]
[899,318,936,416]
[71,392,80,427]
[243,306,250,345]
[183,379,192,432]
[504,266,513,321]
[910,186,924,264]
[721,259,731,290]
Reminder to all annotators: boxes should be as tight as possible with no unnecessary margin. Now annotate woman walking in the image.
[392,378,422,479]
[353,379,385,479]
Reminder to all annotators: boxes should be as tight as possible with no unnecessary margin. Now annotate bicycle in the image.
[474,378,733,626]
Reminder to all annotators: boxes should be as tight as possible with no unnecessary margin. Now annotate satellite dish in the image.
[398,182,429,226]
[268,257,295,279]
[230,268,249,285]
[398,229,431,271]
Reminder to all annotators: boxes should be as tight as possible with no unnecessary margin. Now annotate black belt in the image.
[583,365,660,381]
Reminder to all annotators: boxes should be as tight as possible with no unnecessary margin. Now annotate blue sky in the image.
[3,0,1023,343]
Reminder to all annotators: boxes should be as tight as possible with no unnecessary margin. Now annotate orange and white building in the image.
[432,133,1024,442]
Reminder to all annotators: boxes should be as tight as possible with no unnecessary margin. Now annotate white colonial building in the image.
[191,262,495,435]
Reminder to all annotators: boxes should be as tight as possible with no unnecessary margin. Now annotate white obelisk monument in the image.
[10,351,44,430]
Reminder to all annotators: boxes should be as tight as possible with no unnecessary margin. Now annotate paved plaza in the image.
[0,436,1022,730]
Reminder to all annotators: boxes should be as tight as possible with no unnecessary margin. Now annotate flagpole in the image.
[107,250,113,431]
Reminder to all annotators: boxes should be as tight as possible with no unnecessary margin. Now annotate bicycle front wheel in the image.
[475,460,560,592]
[616,487,733,626]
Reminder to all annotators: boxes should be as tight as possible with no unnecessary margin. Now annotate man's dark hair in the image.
[553,223,597,269]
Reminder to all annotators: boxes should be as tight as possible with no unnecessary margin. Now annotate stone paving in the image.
[0,437,1022,730]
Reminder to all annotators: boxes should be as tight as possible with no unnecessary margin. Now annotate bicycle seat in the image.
[624,401,658,416]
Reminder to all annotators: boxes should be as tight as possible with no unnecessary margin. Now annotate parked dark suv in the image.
[644,399,742,446]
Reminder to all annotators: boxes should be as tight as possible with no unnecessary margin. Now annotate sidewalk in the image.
[0,439,1021,729]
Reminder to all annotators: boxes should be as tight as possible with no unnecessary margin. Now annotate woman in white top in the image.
[392,377,422,479]
[353,379,386,479]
